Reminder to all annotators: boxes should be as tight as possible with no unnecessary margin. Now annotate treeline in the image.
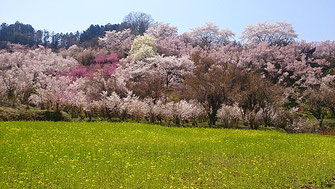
[0,12,153,49]
[0,21,123,49]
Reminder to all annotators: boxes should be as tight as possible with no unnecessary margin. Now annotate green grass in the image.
[0,122,335,188]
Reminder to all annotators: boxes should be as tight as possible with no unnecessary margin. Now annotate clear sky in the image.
[1,0,334,41]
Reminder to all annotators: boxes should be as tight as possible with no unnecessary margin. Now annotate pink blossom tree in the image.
[240,21,297,46]
[95,53,119,64]
[99,29,135,57]
[146,22,178,39]
[146,23,187,57]
[189,22,235,49]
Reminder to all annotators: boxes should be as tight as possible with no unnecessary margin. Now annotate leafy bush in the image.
[273,109,318,133]
[0,107,71,121]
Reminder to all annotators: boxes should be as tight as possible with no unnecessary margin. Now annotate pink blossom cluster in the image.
[95,53,119,64]
[67,63,118,81]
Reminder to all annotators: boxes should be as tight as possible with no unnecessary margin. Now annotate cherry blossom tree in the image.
[31,75,83,113]
[189,22,235,49]
[146,23,186,56]
[237,42,335,89]
[126,72,166,101]
[146,22,178,38]
[146,55,194,88]
[314,40,335,68]
[161,100,204,126]
[240,21,297,46]
[156,36,187,57]
[234,72,285,129]
[99,29,135,57]
[184,52,242,126]
[102,91,122,118]
[66,63,118,82]
[0,47,78,106]
[217,104,240,128]
[118,55,194,101]
[302,84,335,128]
[95,53,119,64]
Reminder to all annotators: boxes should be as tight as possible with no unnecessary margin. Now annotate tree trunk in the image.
[174,117,180,126]
[208,112,217,126]
[88,114,92,122]
[250,120,254,129]
[319,118,324,128]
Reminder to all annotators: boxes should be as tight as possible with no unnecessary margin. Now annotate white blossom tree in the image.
[129,34,158,61]
[99,29,135,57]
[0,47,78,106]
[146,22,178,39]
[189,22,235,48]
[240,21,297,46]
[217,104,240,128]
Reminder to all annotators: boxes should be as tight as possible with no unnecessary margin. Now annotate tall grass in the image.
[0,121,334,188]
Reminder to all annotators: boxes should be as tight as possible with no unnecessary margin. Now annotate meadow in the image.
[0,121,335,188]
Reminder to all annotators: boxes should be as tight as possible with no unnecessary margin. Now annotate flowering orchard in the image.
[1,21,335,132]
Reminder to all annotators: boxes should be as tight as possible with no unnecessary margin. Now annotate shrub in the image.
[273,108,318,133]
[217,105,240,128]
[0,107,71,121]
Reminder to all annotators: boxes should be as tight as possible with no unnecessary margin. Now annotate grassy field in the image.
[0,122,335,188]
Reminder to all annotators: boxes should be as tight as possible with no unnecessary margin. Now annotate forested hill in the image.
[0,21,123,49]
[1,11,335,132]
[0,12,155,49]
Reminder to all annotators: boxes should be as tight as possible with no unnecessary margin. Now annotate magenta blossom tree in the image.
[95,53,119,64]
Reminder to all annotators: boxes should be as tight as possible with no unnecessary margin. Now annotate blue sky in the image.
[1,0,334,41]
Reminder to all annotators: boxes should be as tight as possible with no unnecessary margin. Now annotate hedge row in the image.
[0,107,71,121]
